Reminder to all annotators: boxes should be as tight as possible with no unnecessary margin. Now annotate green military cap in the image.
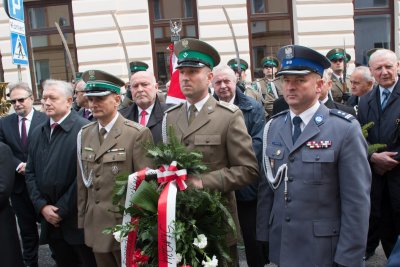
[326,48,351,62]
[227,58,248,71]
[174,38,220,69]
[81,70,125,97]
[130,61,149,73]
[262,56,279,68]
[75,72,83,81]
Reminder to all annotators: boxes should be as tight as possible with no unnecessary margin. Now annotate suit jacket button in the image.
[287,196,292,202]
[289,156,295,162]
[333,229,338,234]
[285,216,291,222]
[95,187,99,191]
[288,176,294,182]
[95,200,100,204]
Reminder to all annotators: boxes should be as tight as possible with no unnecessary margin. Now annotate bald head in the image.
[130,71,158,110]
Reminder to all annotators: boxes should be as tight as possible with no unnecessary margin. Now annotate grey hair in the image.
[352,66,375,83]
[369,49,398,65]
[211,64,237,84]
[8,82,33,96]
[43,79,74,98]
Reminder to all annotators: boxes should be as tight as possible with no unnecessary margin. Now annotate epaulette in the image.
[217,101,239,112]
[271,109,289,119]
[165,102,184,113]
[123,119,145,131]
[329,109,355,122]
[81,121,96,129]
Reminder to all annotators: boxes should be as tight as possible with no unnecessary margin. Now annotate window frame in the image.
[24,0,77,101]
[148,0,199,84]
[246,0,294,80]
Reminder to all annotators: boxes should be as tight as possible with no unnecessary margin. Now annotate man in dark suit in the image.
[75,79,95,121]
[258,45,370,267]
[358,49,400,258]
[0,82,46,267]
[120,71,168,143]
[0,142,24,267]
[25,79,96,267]
[272,68,355,116]
[347,66,374,114]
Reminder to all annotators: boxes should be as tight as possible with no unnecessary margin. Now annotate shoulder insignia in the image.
[81,121,96,129]
[165,102,184,113]
[123,120,145,131]
[217,101,239,112]
[329,109,355,122]
[271,109,289,119]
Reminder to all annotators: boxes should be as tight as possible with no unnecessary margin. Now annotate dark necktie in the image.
[83,109,91,119]
[292,116,302,144]
[21,117,27,147]
[50,122,58,139]
[381,89,390,110]
[140,110,147,126]
[99,128,107,145]
[188,105,197,125]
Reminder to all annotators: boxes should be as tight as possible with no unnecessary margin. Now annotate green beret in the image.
[81,70,125,97]
[174,38,220,69]
[227,58,248,71]
[326,48,351,62]
[130,61,149,73]
[262,56,279,68]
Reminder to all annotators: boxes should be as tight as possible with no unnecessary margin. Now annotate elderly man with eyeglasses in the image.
[0,82,47,267]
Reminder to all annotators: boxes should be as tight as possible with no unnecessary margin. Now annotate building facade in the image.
[0,0,398,100]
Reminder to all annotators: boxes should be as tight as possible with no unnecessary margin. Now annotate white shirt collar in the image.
[99,112,119,134]
[19,108,34,121]
[187,94,210,112]
[290,101,320,131]
[50,110,71,126]
[137,103,155,117]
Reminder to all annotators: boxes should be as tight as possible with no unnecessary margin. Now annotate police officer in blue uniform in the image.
[257,45,371,267]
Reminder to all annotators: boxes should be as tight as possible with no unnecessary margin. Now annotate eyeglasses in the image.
[331,58,344,63]
[10,95,31,104]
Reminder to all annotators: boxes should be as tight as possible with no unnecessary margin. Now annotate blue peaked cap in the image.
[276,45,331,77]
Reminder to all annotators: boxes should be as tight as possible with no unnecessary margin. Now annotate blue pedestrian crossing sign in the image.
[11,32,28,65]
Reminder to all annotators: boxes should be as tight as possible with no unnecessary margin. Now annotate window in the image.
[354,0,394,65]
[148,0,198,86]
[25,1,77,100]
[247,0,293,79]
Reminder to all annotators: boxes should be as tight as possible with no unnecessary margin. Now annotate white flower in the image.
[113,230,125,242]
[193,234,207,249]
[176,253,182,262]
[202,255,218,267]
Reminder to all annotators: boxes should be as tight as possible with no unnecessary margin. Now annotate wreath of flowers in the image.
[104,127,236,267]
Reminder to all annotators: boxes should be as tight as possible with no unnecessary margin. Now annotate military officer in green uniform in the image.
[77,70,154,267]
[326,48,352,103]
[254,56,283,118]
[163,38,259,266]
[227,58,261,102]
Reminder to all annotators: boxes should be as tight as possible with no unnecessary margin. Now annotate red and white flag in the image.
[166,43,186,105]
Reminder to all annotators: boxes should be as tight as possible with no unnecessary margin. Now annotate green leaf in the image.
[130,181,159,213]
[112,172,129,205]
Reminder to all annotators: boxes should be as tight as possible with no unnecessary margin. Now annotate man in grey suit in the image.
[257,45,371,267]
[119,71,168,143]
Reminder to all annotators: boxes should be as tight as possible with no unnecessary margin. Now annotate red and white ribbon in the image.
[157,161,187,267]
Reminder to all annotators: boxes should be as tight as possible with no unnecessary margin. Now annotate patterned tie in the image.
[292,116,302,144]
[188,105,197,125]
[140,110,147,126]
[83,109,91,119]
[99,128,107,145]
[381,89,390,110]
[21,117,27,147]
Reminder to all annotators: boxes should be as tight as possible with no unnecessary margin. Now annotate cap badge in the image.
[284,46,294,59]
[182,39,189,49]
[182,52,188,58]
[88,70,96,81]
